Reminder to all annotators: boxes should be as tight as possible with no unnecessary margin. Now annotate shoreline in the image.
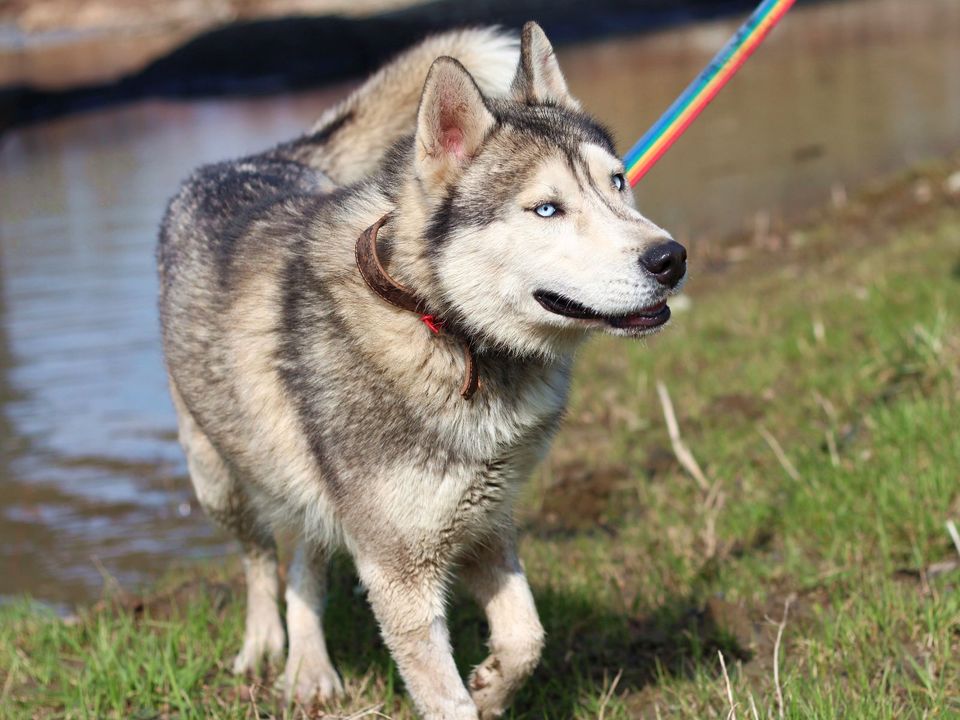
[1,0,798,131]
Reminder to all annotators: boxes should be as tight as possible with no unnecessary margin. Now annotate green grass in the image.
[2,165,959,718]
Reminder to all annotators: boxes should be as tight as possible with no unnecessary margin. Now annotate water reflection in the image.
[0,0,958,605]
[0,92,349,605]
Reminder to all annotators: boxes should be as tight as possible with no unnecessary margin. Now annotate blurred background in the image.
[0,0,958,610]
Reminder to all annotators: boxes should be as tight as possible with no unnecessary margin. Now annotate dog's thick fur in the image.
[158,23,683,719]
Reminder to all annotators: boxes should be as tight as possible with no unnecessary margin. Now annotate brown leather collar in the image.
[355,214,479,400]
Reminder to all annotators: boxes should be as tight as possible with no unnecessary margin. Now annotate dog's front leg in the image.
[460,534,545,719]
[356,551,477,720]
[283,541,344,704]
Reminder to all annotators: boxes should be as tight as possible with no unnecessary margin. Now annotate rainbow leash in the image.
[624,0,796,186]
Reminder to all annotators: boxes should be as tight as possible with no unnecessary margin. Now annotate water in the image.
[0,92,351,605]
[1,0,958,606]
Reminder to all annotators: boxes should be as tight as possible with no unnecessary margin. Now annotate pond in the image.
[1,0,957,606]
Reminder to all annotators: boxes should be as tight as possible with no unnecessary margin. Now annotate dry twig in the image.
[0,652,19,702]
[249,683,260,720]
[344,705,392,719]
[718,650,737,720]
[656,381,710,491]
[597,668,623,720]
[946,520,960,560]
[701,483,727,559]
[773,594,796,720]
[758,426,801,482]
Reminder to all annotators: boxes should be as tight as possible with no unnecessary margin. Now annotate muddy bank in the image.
[2,0,793,130]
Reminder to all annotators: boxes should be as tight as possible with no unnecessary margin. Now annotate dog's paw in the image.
[420,700,480,720]
[231,619,286,675]
[282,655,344,705]
[469,655,509,719]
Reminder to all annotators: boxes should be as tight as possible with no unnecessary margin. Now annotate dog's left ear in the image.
[511,22,580,110]
[415,57,496,194]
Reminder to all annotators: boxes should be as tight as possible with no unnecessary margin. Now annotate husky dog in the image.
[158,22,686,720]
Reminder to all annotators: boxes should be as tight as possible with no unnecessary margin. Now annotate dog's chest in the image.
[329,353,571,539]
[427,365,569,519]
[443,361,568,460]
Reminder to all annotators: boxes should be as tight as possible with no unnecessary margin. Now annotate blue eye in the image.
[613,173,625,191]
[535,203,557,218]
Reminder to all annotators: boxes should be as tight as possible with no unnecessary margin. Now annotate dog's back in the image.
[157,26,520,463]
[158,26,519,302]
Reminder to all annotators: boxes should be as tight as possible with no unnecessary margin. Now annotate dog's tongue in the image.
[608,301,669,329]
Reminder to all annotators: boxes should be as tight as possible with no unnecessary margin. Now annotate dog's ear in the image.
[415,57,496,194]
[511,22,580,110]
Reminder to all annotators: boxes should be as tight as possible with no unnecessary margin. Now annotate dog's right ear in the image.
[415,57,496,196]
[511,22,580,110]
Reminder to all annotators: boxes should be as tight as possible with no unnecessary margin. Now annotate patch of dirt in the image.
[707,393,765,421]
[73,574,241,625]
[626,598,753,666]
[527,460,628,535]
[692,157,960,295]
[893,559,960,588]
[641,443,677,479]
[620,588,823,716]
[561,594,765,710]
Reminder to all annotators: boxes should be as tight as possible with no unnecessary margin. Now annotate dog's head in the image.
[408,22,686,358]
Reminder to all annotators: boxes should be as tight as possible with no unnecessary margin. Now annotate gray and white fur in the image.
[157,22,686,719]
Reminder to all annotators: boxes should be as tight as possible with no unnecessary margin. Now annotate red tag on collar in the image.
[420,315,445,334]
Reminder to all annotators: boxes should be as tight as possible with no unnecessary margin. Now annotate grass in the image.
[2,161,960,719]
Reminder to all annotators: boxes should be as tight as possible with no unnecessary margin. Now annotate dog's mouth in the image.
[533,290,670,330]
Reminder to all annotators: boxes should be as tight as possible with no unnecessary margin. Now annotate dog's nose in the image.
[640,240,687,288]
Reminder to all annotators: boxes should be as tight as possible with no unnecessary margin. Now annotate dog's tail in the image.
[292,27,519,184]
